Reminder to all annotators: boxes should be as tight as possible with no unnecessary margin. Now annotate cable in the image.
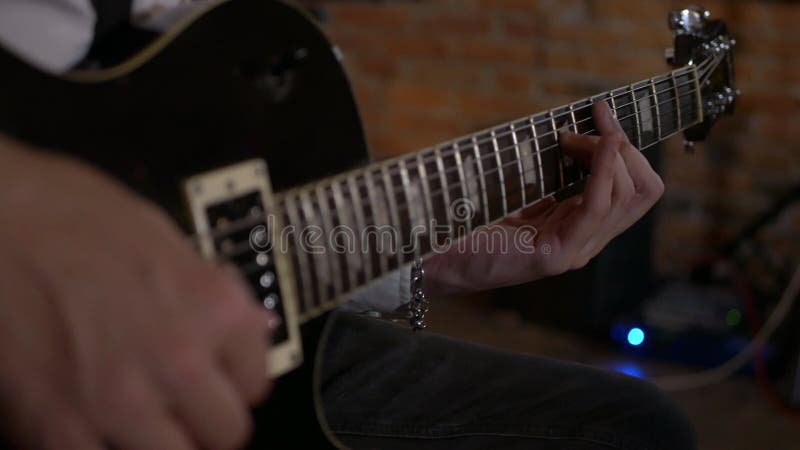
[652,263,800,392]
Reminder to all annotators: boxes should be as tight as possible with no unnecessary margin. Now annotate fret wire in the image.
[298,189,328,308]
[315,184,343,300]
[434,146,454,232]
[568,102,584,181]
[330,179,358,292]
[530,116,545,198]
[491,129,508,217]
[509,122,526,207]
[283,194,315,315]
[671,71,682,130]
[629,84,643,149]
[347,174,372,282]
[380,164,404,268]
[453,143,472,234]
[416,152,435,235]
[650,78,663,140]
[363,169,389,275]
[398,159,419,261]
[691,66,705,123]
[471,136,491,225]
[550,112,565,189]
[568,103,579,133]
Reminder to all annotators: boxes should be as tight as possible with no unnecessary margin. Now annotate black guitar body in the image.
[0,0,364,447]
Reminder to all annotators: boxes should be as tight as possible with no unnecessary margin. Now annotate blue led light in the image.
[627,327,645,346]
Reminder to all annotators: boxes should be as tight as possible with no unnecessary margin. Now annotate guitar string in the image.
[329,61,711,183]
[217,100,697,270]
[310,90,700,209]
[303,56,720,211]
[203,97,697,252]
[283,61,714,207]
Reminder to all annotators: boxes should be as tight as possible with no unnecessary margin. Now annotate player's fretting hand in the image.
[425,101,664,295]
[0,135,274,450]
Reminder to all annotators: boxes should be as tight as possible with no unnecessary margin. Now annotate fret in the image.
[330,179,357,292]
[650,78,662,140]
[629,85,643,149]
[315,185,342,300]
[490,130,508,217]
[434,146,454,233]
[654,75,677,137]
[470,136,491,226]
[363,169,389,275]
[299,189,328,307]
[691,66,704,124]
[416,152,435,231]
[530,116,546,197]
[346,174,372,282]
[509,123,526,207]
[398,159,418,261]
[550,112,565,189]
[568,103,579,133]
[283,194,315,315]
[670,71,682,130]
[380,164,403,268]
[452,144,472,234]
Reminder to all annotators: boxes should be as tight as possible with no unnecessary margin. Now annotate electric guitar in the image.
[0,1,737,448]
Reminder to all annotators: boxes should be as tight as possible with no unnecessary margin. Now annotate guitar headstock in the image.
[666,5,738,150]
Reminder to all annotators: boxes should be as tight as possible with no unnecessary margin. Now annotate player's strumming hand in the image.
[424,101,664,296]
[0,136,273,450]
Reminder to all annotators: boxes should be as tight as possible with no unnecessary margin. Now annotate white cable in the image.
[652,263,800,392]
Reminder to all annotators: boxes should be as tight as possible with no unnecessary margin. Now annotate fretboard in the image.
[277,65,703,320]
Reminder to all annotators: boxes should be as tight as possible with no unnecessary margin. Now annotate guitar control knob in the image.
[683,140,696,153]
[263,293,279,310]
[260,271,276,289]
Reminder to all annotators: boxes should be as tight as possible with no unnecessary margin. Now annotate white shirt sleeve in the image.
[0,0,191,72]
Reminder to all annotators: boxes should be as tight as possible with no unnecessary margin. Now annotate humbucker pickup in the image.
[184,159,303,377]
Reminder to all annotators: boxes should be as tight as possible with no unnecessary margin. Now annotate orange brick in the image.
[422,15,493,35]
[385,81,454,114]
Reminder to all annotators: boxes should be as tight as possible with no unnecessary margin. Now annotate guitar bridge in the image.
[184,160,302,377]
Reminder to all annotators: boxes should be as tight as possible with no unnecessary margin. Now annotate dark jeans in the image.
[321,313,697,450]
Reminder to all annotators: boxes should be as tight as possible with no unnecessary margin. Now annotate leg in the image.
[321,312,696,450]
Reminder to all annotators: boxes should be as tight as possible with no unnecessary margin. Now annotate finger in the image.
[559,131,600,164]
[593,100,629,139]
[164,356,252,450]
[558,135,618,255]
[617,143,665,204]
[506,196,557,223]
[102,373,193,450]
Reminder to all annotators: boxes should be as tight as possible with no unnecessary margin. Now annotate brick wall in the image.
[317,0,800,275]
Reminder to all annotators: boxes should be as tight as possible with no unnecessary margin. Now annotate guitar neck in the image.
[278,65,704,321]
